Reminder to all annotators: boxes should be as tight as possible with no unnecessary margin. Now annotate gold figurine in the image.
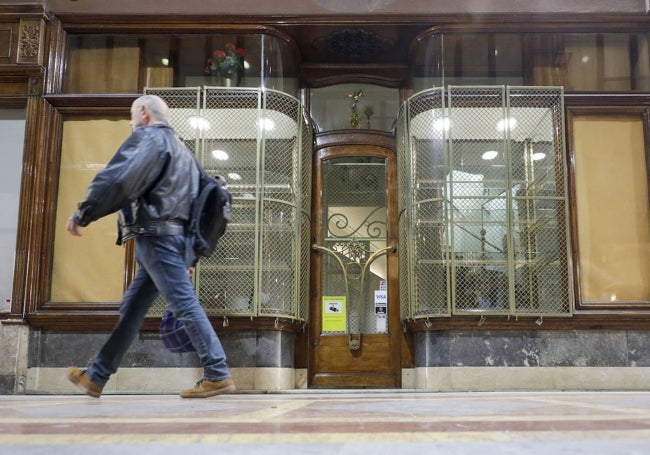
[348,89,363,129]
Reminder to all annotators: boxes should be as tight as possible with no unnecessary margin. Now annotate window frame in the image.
[565,98,650,312]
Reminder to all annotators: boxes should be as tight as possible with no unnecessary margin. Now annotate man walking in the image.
[66,94,235,398]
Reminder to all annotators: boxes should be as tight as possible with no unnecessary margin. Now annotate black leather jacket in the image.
[71,123,199,244]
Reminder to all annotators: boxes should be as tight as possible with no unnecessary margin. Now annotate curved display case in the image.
[145,87,313,321]
[397,86,572,319]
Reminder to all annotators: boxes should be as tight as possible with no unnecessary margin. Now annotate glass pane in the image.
[64,34,300,95]
[310,83,399,132]
[321,156,388,334]
[65,36,140,93]
[412,32,650,92]
[0,109,25,313]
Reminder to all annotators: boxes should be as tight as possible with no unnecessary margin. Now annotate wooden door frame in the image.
[308,130,400,388]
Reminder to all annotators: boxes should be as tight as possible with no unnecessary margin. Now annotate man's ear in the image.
[141,106,150,123]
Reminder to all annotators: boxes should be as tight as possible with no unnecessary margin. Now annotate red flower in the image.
[206,43,245,77]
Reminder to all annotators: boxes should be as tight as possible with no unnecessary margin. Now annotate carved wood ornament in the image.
[17,19,43,65]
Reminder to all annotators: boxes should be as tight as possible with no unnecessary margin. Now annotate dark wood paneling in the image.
[0,24,16,64]
[26,311,304,333]
[44,94,135,113]
[0,68,43,97]
[406,313,650,331]
[315,130,396,150]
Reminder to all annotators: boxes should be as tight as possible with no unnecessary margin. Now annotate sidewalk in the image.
[1,390,649,454]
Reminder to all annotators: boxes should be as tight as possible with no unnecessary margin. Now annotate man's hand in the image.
[66,217,83,236]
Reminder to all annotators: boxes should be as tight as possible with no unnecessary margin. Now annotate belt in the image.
[136,220,186,236]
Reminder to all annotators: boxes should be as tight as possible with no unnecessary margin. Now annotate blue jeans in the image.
[86,234,231,386]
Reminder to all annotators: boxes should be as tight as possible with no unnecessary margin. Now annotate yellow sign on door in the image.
[322,296,346,332]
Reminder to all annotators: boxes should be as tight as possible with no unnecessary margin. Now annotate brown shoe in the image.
[179,377,236,398]
[66,366,103,398]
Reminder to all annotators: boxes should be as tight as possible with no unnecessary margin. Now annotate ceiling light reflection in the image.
[188,116,210,131]
[433,116,451,132]
[211,149,229,161]
[257,118,276,131]
[496,117,517,132]
[481,150,499,160]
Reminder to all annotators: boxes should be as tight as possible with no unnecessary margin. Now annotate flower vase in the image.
[222,71,237,87]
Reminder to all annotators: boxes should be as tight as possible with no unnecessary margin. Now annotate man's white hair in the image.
[135,94,170,123]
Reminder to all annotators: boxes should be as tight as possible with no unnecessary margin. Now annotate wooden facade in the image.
[0,0,649,393]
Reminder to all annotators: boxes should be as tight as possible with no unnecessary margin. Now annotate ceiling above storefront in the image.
[37,0,648,16]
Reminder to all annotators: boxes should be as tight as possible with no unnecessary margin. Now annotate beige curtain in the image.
[573,115,650,302]
[51,118,131,302]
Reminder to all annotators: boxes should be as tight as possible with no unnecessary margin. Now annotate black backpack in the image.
[188,158,232,261]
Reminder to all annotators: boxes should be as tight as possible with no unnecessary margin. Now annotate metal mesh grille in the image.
[508,86,571,316]
[258,91,300,317]
[144,87,202,154]
[298,108,313,322]
[143,87,311,321]
[396,104,411,321]
[398,86,572,319]
[399,89,451,317]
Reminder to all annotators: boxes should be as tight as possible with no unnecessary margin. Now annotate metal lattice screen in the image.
[396,102,412,321]
[398,86,572,319]
[144,87,312,321]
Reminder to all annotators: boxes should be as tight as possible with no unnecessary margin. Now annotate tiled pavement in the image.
[1,391,649,454]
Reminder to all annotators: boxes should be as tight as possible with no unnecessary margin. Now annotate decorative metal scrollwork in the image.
[313,241,396,351]
[327,206,386,239]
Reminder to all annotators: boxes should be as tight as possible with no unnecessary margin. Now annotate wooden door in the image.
[309,140,400,388]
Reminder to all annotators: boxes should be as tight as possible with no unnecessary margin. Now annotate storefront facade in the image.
[0,0,648,393]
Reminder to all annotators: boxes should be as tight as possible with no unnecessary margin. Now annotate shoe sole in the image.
[180,384,236,398]
[66,369,101,398]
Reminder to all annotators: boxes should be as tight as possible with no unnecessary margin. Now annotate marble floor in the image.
[1,391,650,454]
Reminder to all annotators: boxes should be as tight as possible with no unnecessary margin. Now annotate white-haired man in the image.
[66,95,235,398]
